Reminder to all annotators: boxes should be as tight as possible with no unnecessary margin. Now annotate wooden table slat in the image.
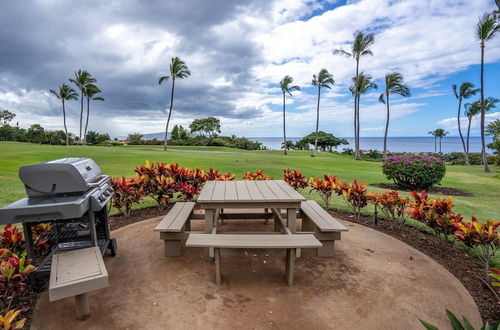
[235,181,252,201]
[266,180,292,201]
[211,181,226,201]
[255,180,278,201]
[274,180,306,200]
[224,180,238,201]
[244,181,264,200]
[197,181,216,201]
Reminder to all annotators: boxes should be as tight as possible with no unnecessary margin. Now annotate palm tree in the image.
[334,31,375,160]
[428,130,438,153]
[464,100,481,156]
[452,82,479,165]
[69,70,95,144]
[476,13,499,172]
[49,84,78,146]
[435,128,449,154]
[159,57,191,151]
[379,72,410,158]
[83,84,104,143]
[486,119,500,140]
[279,75,300,155]
[349,72,377,160]
[311,69,335,157]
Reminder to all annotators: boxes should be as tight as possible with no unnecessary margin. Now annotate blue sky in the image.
[0,0,499,138]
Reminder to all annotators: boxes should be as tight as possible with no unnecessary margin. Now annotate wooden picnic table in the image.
[197,180,306,234]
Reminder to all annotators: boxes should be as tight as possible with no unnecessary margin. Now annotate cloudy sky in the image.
[0,0,499,139]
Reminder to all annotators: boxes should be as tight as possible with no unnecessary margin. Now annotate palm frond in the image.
[379,93,386,104]
[158,76,170,85]
[332,49,352,58]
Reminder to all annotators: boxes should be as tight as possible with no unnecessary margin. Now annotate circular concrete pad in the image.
[31,217,481,329]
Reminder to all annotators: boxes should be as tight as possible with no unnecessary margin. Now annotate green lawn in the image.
[0,141,498,221]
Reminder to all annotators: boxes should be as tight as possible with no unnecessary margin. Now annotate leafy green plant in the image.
[0,226,24,256]
[110,175,145,217]
[420,309,498,330]
[382,154,446,190]
[0,309,26,330]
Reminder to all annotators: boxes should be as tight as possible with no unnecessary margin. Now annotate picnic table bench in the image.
[154,202,195,256]
[300,200,348,257]
[186,233,322,285]
[49,246,109,320]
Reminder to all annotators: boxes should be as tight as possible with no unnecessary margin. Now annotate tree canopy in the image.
[189,117,221,143]
[301,131,348,151]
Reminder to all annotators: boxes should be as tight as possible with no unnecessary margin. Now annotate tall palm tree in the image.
[476,13,499,172]
[428,130,438,154]
[486,119,500,140]
[49,84,78,146]
[159,57,191,151]
[83,84,104,143]
[349,72,377,160]
[279,75,300,155]
[334,31,375,160]
[464,100,481,156]
[311,69,335,157]
[69,70,95,144]
[452,82,479,165]
[379,72,410,158]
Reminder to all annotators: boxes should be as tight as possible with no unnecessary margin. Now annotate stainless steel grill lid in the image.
[19,158,102,196]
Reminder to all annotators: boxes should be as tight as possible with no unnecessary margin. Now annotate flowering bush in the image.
[336,179,368,220]
[242,169,272,180]
[453,217,499,279]
[407,191,463,242]
[110,175,145,217]
[283,169,308,191]
[308,175,340,208]
[368,191,410,225]
[382,154,446,190]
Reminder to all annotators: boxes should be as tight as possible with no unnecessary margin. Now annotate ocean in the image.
[249,136,494,153]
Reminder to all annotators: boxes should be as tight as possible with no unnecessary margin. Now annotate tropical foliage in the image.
[110,176,146,217]
[452,82,479,165]
[283,169,308,191]
[279,75,300,155]
[49,84,78,146]
[368,191,410,225]
[242,169,272,180]
[311,69,335,157]
[420,309,499,330]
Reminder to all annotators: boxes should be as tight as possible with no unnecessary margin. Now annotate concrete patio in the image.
[31,216,482,329]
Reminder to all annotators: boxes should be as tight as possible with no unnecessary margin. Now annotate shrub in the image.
[407,191,463,243]
[204,168,235,181]
[0,226,24,256]
[453,217,499,280]
[283,169,308,191]
[110,175,145,217]
[0,309,26,330]
[134,161,176,208]
[382,154,445,190]
[420,309,498,330]
[242,169,272,180]
[368,191,410,225]
[308,175,340,208]
[0,250,36,301]
[335,179,368,220]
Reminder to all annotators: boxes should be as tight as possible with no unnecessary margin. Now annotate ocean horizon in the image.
[248,136,494,153]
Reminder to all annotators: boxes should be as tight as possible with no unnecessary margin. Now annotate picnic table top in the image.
[197,180,306,204]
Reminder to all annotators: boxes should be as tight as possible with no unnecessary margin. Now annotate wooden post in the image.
[285,248,296,286]
[205,209,215,258]
[214,248,222,285]
[75,293,90,320]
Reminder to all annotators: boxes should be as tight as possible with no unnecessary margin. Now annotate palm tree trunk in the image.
[439,137,442,154]
[383,91,390,158]
[354,57,360,160]
[466,117,472,156]
[353,95,357,159]
[84,97,90,144]
[62,100,69,146]
[457,98,469,165]
[434,136,437,154]
[164,79,176,151]
[480,43,490,172]
[79,92,84,144]
[355,96,361,160]
[283,92,287,155]
[312,86,320,157]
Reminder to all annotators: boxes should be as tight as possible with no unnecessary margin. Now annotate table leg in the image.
[205,209,215,258]
[287,208,301,257]
[214,248,222,285]
[285,248,296,286]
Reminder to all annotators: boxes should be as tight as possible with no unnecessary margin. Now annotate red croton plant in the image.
[242,169,272,180]
[368,191,410,225]
[336,179,369,220]
[407,190,463,243]
[308,175,340,208]
[453,217,500,279]
[283,169,308,191]
[110,175,146,217]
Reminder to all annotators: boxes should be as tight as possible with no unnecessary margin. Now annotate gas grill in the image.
[0,158,117,277]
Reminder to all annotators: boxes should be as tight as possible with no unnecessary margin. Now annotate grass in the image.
[0,141,499,266]
[1,141,498,220]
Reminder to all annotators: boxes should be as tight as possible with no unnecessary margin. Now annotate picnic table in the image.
[197,180,306,234]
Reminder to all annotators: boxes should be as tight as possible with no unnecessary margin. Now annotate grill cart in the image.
[0,158,117,277]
